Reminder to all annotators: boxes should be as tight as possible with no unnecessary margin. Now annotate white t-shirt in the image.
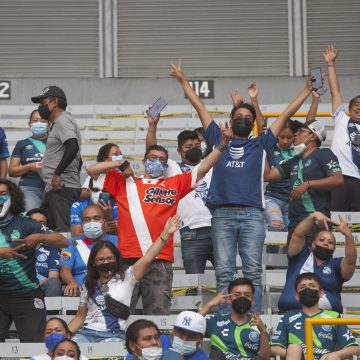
[331,105,360,179]
[166,159,212,229]
[79,267,137,332]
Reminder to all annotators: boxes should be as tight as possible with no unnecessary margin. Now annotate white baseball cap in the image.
[174,311,206,335]
[293,119,327,141]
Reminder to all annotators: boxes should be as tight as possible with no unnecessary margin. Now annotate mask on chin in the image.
[232,117,253,138]
[293,134,312,156]
[0,195,11,218]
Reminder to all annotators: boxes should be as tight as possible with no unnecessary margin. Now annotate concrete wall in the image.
[1,75,359,107]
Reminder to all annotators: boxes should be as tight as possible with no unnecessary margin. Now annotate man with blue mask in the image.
[31,86,81,232]
[86,127,232,315]
[163,311,208,360]
[60,204,118,296]
[0,180,67,342]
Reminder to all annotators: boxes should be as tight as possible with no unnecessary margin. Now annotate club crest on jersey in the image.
[10,230,21,240]
[143,187,177,205]
[249,331,260,342]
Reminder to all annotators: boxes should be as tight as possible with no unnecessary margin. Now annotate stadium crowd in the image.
[0,45,359,360]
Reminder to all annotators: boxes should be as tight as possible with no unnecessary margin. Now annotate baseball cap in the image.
[174,311,206,335]
[31,86,67,103]
[293,119,327,141]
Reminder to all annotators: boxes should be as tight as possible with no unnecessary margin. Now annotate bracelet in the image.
[118,160,130,172]
[216,143,227,152]
[307,180,311,189]
[160,235,168,244]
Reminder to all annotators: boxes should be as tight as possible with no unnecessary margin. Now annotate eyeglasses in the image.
[94,255,116,263]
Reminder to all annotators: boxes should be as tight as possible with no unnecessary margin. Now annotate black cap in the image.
[31,86,67,103]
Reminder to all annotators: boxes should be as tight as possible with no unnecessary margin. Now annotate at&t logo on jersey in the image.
[143,187,177,205]
[195,181,208,200]
[226,146,245,168]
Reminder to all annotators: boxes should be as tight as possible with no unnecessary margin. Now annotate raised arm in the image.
[170,60,213,130]
[323,45,343,113]
[132,215,181,281]
[145,111,160,149]
[306,91,321,122]
[270,78,313,137]
[195,121,232,183]
[289,212,333,256]
[263,159,282,182]
[248,83,265,133]
[336,216,357,281]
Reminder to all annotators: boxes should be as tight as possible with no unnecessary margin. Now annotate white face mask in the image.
[293,135,311,156]
[141,347,163,360]
[54,356,75,360]
[172,336,197,355]
[0,196,11,218]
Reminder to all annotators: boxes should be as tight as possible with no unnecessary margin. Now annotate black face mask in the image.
[298,288,320,308]
[184,147,202,164]
[313,245,333,261]
[95,262,118,273]
[232,117,253,137]
[37,103,52,120]
[232,296,252,314]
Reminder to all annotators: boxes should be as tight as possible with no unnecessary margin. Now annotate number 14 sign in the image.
[188,80,214,99]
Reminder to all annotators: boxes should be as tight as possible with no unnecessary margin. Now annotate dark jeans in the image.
[331,175,360,211]
[43,187,81,232]
[180,226,214,274]
[0,288,46,342]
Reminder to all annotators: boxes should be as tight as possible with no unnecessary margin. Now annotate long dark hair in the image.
[0,179,25,215]
[85,240,127,299]
[97,143,119,162]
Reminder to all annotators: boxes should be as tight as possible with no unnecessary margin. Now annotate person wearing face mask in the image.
[31,317,87,360]
[0,180,68,342]
[146,113,213,275]
[51,339,81,360]
[9,110,48,211]
[70,143,121,237]
[199,278,270,360]
[69,215,182,342]
[126,320,170,360]
[0,127,9,180]
[31,86,81,232]
[265,119,344,244]
[60,204,118,297]
[170,60,315,313]
[162,311,209,360]
[278,211,357,314]
[271,273,359,360]
[323,45,360,211]
[86,126,232,315]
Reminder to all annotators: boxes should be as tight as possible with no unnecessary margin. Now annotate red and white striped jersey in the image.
[104,169,198,262]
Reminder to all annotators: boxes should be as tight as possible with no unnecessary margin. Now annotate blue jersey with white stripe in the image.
[204,122,277,209]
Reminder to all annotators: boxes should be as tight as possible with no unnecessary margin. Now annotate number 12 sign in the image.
[0,81,11,100]
[188,80,214,99]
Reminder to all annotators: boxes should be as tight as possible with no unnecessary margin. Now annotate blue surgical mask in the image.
[31,122,48,137]
[45,332,66,351]
[37,103,52,120]
[0,194,11,218]
[172,336,197,355]
[144,159,168,178]
[0,194,10,205]
[83,221,103,239]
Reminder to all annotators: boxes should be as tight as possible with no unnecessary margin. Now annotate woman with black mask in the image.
[68,215,181,343]
[278,211,357,314]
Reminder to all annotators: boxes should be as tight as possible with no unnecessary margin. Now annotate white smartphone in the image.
[148,97,168,119]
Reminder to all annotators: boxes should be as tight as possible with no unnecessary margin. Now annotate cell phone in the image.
[147,97,168,119]
[310,68,323,89]
[99,192,110,203]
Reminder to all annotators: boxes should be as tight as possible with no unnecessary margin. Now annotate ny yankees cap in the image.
[31,85,67,103]
[174,311,206,335]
